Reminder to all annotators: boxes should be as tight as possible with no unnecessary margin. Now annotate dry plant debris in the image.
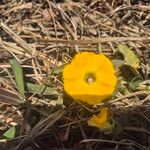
[0,0,150,149]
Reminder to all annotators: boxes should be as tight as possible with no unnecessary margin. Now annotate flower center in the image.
[85,73,96,85]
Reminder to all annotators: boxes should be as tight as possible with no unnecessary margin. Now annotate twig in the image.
[39,36,150,45]
[0,22,33,55]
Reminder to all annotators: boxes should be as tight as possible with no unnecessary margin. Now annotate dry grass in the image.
[0,0,150,150]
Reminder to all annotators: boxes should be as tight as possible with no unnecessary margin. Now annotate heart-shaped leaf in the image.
[118,44,140,70]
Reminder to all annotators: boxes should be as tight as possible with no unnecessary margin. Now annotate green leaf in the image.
[52,65,65,74]
[139,81,150,91]
[119,65,143,91]
[129,76,143,91]
[118,79,130,94]
[120,65,139,82]
[3,126,16,139]
[113,111,128,135]
[100,119,115,132]
[26,83,58,95]
[118,44,140,69]
[10,59,25,101]
[113,59,124,69]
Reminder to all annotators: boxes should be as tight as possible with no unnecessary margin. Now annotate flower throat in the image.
[85,73,96,85]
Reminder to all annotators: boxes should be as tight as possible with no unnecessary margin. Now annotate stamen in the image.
[85,73,96,84]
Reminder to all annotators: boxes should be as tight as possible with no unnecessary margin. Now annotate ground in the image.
[0,0,150,150]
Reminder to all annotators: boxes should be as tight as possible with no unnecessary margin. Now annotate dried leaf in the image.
[0,88,21,105]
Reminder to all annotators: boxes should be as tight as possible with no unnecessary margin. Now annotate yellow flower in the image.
[63,52,117,105]
[88,107,112,129]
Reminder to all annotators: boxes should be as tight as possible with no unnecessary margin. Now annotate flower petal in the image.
[88,107,112,129]
[63,52,117,105]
